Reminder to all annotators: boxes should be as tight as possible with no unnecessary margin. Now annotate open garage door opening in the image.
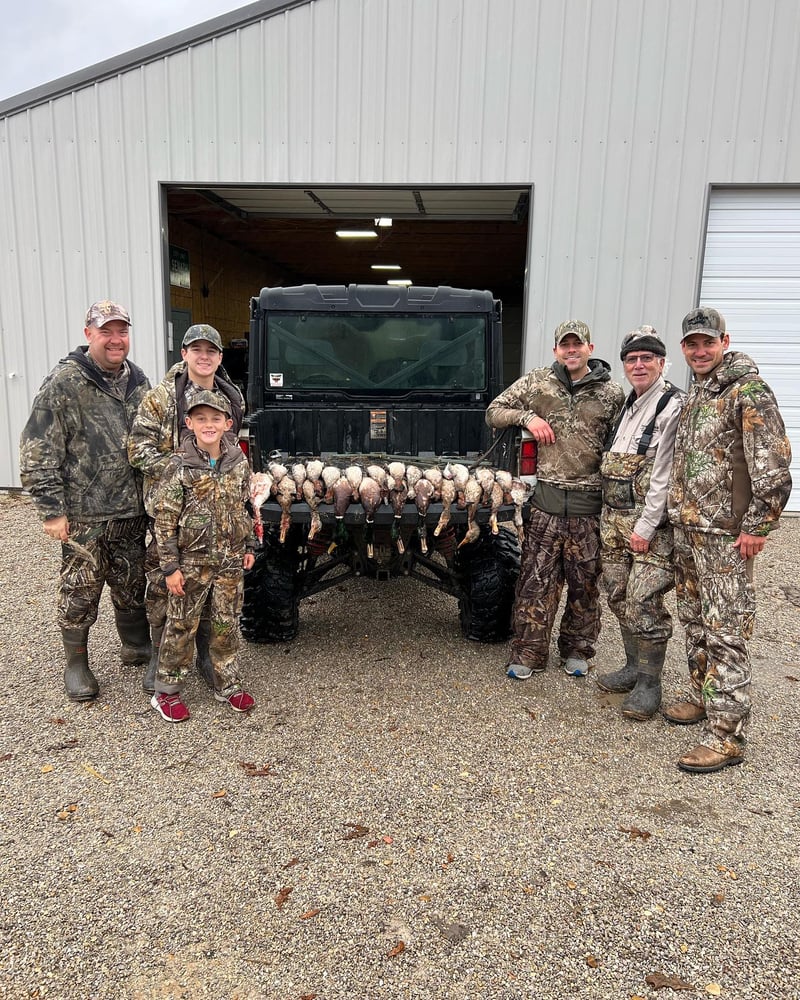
[163,184,530,392]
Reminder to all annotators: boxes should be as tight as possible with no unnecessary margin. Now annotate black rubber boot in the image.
[114,608,152,666]
[62,627,98,702]
[194,617,216,689]
[621,639,666,720]
[142,625,163,694]
[596,628,639,693]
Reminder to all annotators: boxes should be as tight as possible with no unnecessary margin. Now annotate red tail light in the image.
[238,434,250,457]
[520,438,537,476]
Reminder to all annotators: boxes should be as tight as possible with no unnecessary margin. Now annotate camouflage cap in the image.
[554,319,591,346]
[681,307,726,340]
[620,325,666,360]
[182,324,223,351]
[85,300,131,328]
[186,390,232,416]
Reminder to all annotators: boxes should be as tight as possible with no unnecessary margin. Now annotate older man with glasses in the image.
[596,326,684,720]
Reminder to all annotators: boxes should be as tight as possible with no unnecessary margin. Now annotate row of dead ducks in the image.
[249,459,529,554]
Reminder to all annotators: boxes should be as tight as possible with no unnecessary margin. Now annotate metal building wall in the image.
[2,0,800,487]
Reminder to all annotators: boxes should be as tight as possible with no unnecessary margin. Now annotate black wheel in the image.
[241,525,303,643]
[455,524,521,643]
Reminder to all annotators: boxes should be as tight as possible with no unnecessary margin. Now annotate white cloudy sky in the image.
[1,0,251,101]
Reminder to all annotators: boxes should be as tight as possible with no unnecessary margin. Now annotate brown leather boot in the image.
[662,700,706,725]
[677,744,744,773]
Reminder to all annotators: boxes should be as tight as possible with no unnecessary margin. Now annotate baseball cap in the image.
[554,319,591,346]
[681,307,726,340]
[85,300,131,328]
[620,325,666,360]
[186,390,232,416]
[182,324,223,351]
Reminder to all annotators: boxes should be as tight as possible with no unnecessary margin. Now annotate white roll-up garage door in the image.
[698,187,800,512]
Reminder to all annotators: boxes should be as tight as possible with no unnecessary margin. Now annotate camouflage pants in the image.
[145,529,213,634]
[601,509,675,641]
[57,516,147,629]
[155,564,245,695]
[673,526,754,753]
[511,507,601,669]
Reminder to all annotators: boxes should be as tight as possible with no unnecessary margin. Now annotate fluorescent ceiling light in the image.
[387,278,412,286]
[336,229,378,239]
[374,217,393,227]
[371,264,402,271]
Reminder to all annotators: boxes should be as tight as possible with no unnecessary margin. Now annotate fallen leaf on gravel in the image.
[586,954,600,968]
[49,718,66,725]
[367,839,380,848]
[524,707,537,719]
[705,985,722,997]
[239,761,276,777]
[619,825,651,841]
[386,941,405,957]
[785,675,799,682]
[212,789,227,798]
[41,764,54,773]
[100,829,115,838]
[283,857,301,869]
[566,880,577,889]
[343,823,370,840]
[0,753,13,762]
[645,972,694,990]
[299,909,320,920]
[83,763,110,783]
[433,919,470,943]
[45,739,79,752]
[274,886,293,909]
[298,994,318,1000]
[711,892,725,906]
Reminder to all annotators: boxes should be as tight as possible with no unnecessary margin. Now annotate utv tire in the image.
[455,524,521,643]
[241,526,303,643]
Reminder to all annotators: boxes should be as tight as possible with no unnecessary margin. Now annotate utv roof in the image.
[255,285,498,313]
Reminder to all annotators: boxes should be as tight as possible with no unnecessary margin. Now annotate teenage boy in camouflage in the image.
[666,307,792,774]
[128,324,244,694]
[150,390,256,723]
[19,300,151,701]
[486,320,624,679]
[597,327,684,720]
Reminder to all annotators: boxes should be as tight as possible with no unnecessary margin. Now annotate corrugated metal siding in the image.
[699,187,800,511]
[2,0,800,486]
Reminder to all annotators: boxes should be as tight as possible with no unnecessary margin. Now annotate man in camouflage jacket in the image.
[19,300,152,701]
[128,324,244,694]
[486,320,624,679]
[151,391,256,722]
[597,327,685,720]
[666,307,792,774]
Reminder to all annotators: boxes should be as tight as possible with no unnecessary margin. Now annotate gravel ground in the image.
[1,491,799,1000]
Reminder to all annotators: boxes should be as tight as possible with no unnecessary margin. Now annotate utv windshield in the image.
[265,312,487,391]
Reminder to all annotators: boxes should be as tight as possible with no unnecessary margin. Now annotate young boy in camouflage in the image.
[666,308,792,773]
[150,390,256,723]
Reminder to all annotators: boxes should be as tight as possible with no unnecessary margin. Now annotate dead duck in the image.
[488,480,505,535]
[387,460,406,491]
[275,473,298,544]
[305,459,325,498]
[423,466,443,501]
[434,477,456,537]
[509,478,528,542]
[345,464,364,501]
[358,476,383,559]
[413,477,435,554]
[458,475,483,547]
[405,464,422,493]
[332,476,353,546]
[321,465,342,503]
[248,471,274,544]
[474,466,496,505]
[444,462,470,508]
[268,458,288,483]
[302,477,323,541]
[388,475,409,554]
[291,462,308,499]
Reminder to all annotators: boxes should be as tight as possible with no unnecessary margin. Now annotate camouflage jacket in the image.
[153,433,255,577]
[19,347,151,523]
[486,359,624,491]
[668,352,792,536]
[128,361,244,515]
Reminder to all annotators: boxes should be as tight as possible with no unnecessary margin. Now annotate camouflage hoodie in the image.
[668,351,792,536]
[128,360,244,514]
[19,346,150,522]
[486,359,625,491]
[153,433,255,577]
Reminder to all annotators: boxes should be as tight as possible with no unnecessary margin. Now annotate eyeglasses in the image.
[623,353,658,366]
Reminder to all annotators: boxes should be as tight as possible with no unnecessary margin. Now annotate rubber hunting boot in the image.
[62,627,98,702]
[194,617,217,689]
[115,607,152,666]
[596,627,639,693]
[621,639,666,720]
[142,624,163,694]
